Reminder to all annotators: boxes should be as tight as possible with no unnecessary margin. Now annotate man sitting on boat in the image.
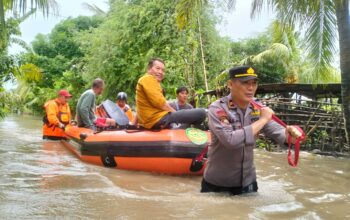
[135,58,206,129]
[42,89,72,140]
[76,78,116,129]
[169,86,193,111]
[116,92,134,123]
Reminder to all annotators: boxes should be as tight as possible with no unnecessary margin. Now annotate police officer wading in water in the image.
[201,66,303,195]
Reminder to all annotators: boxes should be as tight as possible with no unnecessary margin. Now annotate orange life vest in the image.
[42,99,71,139]
[119,104,134,123]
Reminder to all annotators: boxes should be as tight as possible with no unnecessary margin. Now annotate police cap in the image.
[229,66,257,82]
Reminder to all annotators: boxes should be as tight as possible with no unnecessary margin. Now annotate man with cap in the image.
[201,66,303,195]
[42,89,72,140]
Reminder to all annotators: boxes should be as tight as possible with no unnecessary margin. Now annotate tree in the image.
[82,0,230,103]
[215,29,303,85]
[176,0,349,144]
[175,0,227,97]
[250,0,350,145]
[0,0,57,118]
[0,0,57,52]
[0,10,37,97]
[17,16,102,114]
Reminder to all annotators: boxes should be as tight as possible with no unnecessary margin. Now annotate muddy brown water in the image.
[0,115,349,219]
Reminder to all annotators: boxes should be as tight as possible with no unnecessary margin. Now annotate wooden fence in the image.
[200,83,348,154]
[260,97,347,153]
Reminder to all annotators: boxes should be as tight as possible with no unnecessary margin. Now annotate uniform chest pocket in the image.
[230,116,242,130]
[251,116,260,123]
[232,121,242,130]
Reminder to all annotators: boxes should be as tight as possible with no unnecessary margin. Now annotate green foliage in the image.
[8,0,342,119]
[239,43,291,83]
[216,19,340,85]
[0,53,17,82]
[1,0,57,53]
[21,53,70,87]
[215,32,292,85]
[251,0,339,83]
[0,9,47,119]
[229,34,271,63]
[0,15,28,84]
[0,91,7,118]
[15,16,103,115]
[82,0,230,103]
[18,63,42,82]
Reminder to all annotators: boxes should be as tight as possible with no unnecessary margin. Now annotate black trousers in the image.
[201,178,258,195]
[153,108,207,129]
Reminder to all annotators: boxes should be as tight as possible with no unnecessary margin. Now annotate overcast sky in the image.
[9,0,275,54]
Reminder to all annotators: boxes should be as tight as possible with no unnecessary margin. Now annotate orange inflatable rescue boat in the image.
[61,100,210,175]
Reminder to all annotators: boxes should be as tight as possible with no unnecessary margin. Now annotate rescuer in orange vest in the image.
[42,89,72,140]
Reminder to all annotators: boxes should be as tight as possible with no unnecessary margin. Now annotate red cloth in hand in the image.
[95,117,107,127]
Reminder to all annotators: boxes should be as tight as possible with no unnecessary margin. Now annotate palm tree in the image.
[0,0,57,22]
[0,0,56,118]
[0,0,57,52]
[176,0,350,145]
[250,0,350,145]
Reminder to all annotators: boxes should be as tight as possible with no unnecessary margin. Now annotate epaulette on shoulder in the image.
[209,99,221,108]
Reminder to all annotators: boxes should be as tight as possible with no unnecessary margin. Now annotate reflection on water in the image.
[0,115,349,219]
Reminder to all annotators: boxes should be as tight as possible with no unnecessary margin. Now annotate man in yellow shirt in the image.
[136,58,206,129]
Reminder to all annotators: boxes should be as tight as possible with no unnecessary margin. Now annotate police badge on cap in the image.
[229,66,258,82]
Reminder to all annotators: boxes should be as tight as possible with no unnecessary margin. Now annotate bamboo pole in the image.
[197,17,209,102]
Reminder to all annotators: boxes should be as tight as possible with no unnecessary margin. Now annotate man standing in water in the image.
[42,89,72,140]
[201,66,303,195]
[136,58,206,129]
[169,86,193,111]
[76,78,116,129]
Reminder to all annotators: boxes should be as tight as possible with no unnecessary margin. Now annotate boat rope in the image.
[250,100,306,167]
[190,145,208,172]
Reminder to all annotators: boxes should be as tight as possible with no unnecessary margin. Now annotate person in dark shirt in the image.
[169,86,193,111]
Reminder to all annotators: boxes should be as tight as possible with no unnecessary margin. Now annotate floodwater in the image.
[0,116,349,219]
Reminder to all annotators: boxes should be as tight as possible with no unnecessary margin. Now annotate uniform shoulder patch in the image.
[215,109,227,117]
[215,109,230,125]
